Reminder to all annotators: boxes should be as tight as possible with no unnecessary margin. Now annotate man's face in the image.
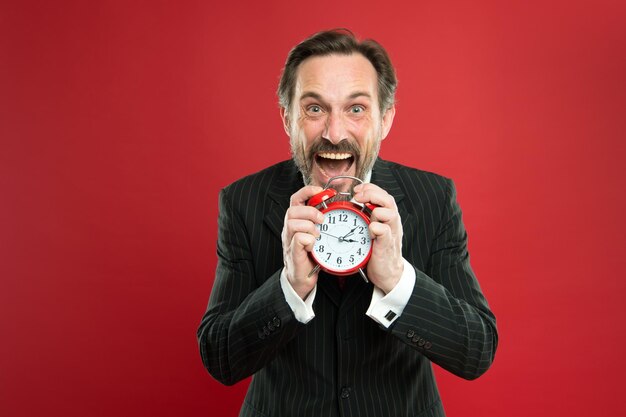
[281,53,395,192]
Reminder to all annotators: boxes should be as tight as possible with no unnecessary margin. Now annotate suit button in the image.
[258,331,266,340]
[273,317,281,327]
[406,330,415,339]
[340,387,350,399]
[267,322,276,331]
[411,335,419,344]
[418,338,426,347]
[263,326,270,336]
[424,342,432,349]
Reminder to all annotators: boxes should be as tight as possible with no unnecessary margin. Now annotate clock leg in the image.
[358,268,369,283]
[307,264,321,278]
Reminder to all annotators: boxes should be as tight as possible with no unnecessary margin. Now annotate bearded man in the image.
[197,29,498,417]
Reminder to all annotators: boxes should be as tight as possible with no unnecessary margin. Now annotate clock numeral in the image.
[320,224,328,232]
[349,255,354,263]
[339,213,348,222]
[357,248,362,256]
[358,226,364,234]
[353,218,357,226]
[360,237,367,244]
[326,253,332,261]
[337,257,342,265]
[318,245,324,253]
[328,216,336,225]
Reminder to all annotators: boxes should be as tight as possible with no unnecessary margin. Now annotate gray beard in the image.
[291,139,380,189]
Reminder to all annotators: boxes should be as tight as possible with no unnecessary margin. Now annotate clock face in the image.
[311,203,372,275]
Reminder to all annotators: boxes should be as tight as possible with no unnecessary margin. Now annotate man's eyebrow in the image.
[348,91,372,100]
[299,91,323,101]
[299,91,372,101]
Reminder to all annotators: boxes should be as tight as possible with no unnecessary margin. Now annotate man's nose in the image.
[322,112,347,144]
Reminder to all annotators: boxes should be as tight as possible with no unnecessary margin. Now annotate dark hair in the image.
[277,29,397,113]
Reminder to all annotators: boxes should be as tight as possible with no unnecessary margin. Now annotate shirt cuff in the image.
[366,259,416,328]
[280,269,316,324]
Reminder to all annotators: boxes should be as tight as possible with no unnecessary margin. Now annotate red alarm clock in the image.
[307,176,376,282]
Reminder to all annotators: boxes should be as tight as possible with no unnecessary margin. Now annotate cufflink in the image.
[384,310,397,321]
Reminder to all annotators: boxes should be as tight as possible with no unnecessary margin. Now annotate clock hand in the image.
[320,231,357,243]
[340,226,359,239]
[320,231,343,241]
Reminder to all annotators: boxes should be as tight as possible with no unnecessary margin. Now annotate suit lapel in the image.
[263,161,303,239]
[371,159,415,236]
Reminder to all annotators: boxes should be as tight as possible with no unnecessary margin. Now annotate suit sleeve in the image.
[389,179,498,380]
[196,187,304,386]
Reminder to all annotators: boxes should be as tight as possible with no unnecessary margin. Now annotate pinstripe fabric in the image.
[197,158,498,417]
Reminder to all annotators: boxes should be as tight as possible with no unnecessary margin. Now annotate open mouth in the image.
[314,152,355,179]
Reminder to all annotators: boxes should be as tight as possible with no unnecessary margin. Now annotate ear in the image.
[280,107,291,137]
[380,105,396,140]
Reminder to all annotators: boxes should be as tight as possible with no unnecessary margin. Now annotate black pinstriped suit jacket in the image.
[198,158,497,417]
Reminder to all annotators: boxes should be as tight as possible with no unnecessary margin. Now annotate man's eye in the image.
[350,105,365,114]
[307,105,322,113]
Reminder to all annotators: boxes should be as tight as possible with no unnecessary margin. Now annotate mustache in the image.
[306,139,360,160]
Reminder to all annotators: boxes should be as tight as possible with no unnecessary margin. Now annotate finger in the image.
[285,219,321,241]
[353,184,396,209]
[370,207,401,226]
[292,232,317,253]
[286,206,324,224]
[290,185,325,207]
[353,183,376,194]
[369,221,392,240]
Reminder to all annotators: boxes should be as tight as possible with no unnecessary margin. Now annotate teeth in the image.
[318,152,351,160]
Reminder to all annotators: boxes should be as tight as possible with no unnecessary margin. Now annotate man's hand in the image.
[353,183,404,294]
[282,185,325,300]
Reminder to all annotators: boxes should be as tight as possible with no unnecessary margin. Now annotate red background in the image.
[1,0,625,415]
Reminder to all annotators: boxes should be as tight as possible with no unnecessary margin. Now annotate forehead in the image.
[294,53,378,101]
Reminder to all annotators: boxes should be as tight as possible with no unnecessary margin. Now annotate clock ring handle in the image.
[323,175,377,215]
[323,175,364,197]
